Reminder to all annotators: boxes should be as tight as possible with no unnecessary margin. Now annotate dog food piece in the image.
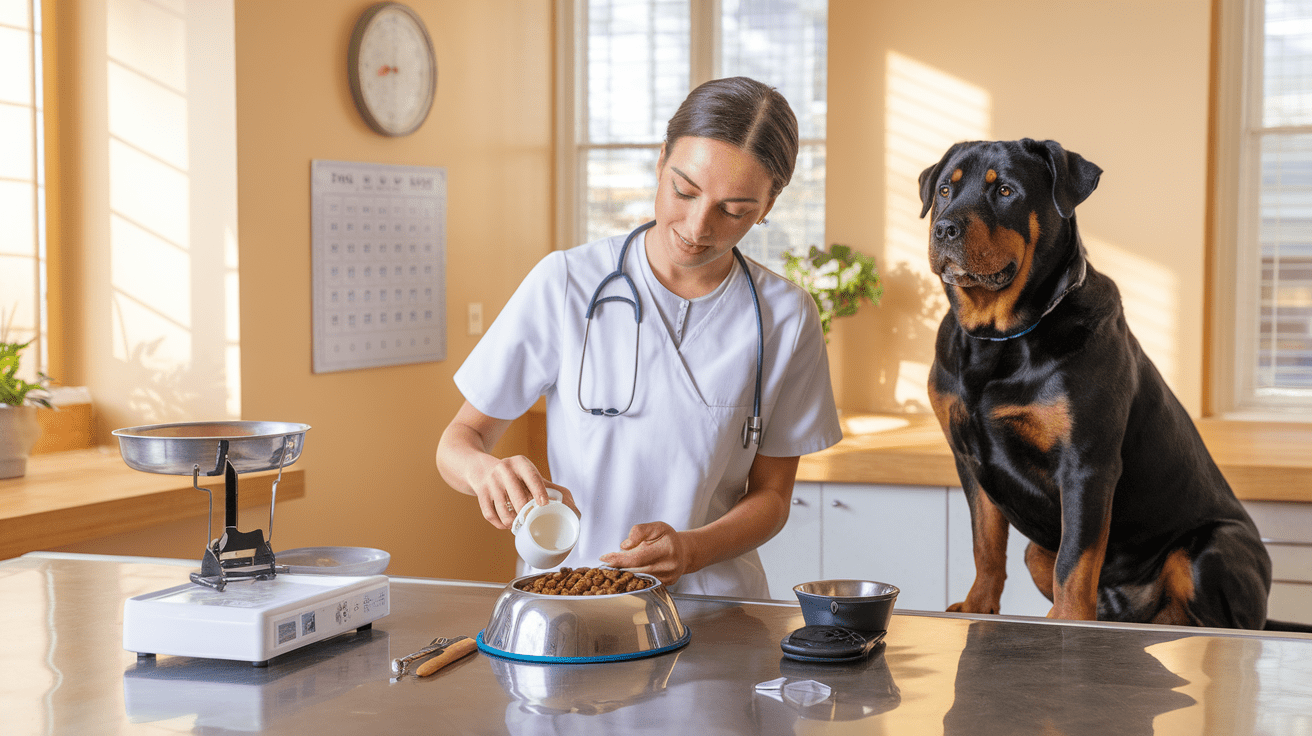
[517,566,654,595]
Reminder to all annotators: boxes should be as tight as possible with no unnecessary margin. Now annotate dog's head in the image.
[919,139,1101,339]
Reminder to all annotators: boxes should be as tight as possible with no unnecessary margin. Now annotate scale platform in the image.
[124,573,390,665]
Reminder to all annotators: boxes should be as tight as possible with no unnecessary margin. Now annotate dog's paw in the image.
[948,599,1000,615]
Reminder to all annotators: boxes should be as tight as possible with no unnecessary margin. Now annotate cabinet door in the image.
[758,482,822,600]
[821,484,949,612]
[947,490,1053,617]
[1243,501,1312,625]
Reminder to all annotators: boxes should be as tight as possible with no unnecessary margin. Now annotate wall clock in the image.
[347,2,437,137]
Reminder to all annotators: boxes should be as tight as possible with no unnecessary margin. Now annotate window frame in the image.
[555,0,719,252]
[0,0,47,377]
[1209,0,1312,419]
[553,0,825,258]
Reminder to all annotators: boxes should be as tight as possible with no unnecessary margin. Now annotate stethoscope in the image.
[577,220,765,448]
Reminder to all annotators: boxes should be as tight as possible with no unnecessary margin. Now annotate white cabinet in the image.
[946,491,1053,618]
[759,483,821,601]
[1243,501,1312,626]
[758,482,950,612]
[823,485,949,612]
[759,482,1051,617]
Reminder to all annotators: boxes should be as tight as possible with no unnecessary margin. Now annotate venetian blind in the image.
[1248,0,1312,403]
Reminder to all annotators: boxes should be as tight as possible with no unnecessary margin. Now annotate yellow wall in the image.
[230,0,552,580]
[52,1,552,581]
[825,0,1212,417]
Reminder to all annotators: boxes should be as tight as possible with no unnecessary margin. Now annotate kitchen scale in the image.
[115,421,390,666]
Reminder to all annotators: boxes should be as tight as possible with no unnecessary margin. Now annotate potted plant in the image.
[782,243,884,337]
[0,309,51,479]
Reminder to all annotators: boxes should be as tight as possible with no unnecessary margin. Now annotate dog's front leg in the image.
[949,478,1009,615]
[1048,489,1112,620]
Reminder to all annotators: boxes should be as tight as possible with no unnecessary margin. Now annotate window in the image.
[1214,0,1312,416]
[0,0,46,377]
[557,0,827,270]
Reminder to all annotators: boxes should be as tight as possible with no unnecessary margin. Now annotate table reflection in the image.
[122,627,388,731]
[943,621,1195,735]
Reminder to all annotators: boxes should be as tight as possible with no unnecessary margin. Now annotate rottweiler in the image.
[919,138,1283,630]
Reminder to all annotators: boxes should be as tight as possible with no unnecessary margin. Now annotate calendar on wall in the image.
[310,160,446,373]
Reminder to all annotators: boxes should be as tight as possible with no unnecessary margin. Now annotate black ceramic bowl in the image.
[793,580,899,633]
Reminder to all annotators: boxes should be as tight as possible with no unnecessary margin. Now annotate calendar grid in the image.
[311,160,447,373]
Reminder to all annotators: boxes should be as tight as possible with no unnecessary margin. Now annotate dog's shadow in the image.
[837,260,945,413]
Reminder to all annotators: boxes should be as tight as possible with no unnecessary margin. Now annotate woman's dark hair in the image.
[663,77,799,199]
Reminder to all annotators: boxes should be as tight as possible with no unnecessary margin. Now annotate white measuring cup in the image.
[510,488,580,569]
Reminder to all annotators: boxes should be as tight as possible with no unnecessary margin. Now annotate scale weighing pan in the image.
[113,421,311,592]
[114,421,310,475]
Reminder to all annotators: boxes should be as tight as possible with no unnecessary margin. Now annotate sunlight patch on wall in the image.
[885,51,991,407]
[224,225,240,417]
[107,60,188,170]
[107,4,192,420]
[1082,234,1180,386]
[100,0,239,424]
[884,51,991,274]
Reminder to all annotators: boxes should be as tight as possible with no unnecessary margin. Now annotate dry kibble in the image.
[516,567,654,595]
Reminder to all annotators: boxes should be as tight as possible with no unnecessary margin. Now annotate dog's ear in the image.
[1026,139,1103,219]
[919,142,971,218]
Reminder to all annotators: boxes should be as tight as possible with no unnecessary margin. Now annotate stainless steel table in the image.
[5,553,1312,734]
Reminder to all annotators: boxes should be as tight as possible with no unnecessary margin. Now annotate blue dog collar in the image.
[976,321,1040,341]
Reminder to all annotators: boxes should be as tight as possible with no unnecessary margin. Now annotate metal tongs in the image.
[392,636,475,677]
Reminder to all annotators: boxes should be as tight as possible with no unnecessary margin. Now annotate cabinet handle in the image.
[792,498,806,506]
[830,499,845,508]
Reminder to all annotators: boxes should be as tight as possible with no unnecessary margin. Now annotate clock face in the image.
[349,3,436,137]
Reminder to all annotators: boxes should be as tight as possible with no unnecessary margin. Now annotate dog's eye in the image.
[998,185,1013,197]
[938,185,950,197]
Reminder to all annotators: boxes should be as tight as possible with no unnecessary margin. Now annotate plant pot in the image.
[0,405,40,479]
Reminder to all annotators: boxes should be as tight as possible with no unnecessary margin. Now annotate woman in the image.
[436,77,841,598]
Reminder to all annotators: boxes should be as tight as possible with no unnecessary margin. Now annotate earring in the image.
[756,217,769,226]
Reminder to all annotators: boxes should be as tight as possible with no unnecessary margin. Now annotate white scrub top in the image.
[454,228,842,598]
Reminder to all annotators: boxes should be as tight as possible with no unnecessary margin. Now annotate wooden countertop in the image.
[0,446,305,559]
[799,413,1312,502]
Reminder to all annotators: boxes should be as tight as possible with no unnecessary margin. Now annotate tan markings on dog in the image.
[951,212,1042,331]
[948,488,1010,615]
[951,168,963,182]
[951,211,1040,332]
[928,381,950,432]
[990,395,1073,452]
[1025,542,1056,602]
[1150,549,1197,626]
[985,169,997,183]
[1050,530,1110,621]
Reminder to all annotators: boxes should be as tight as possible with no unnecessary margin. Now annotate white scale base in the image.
[124,573,390,664]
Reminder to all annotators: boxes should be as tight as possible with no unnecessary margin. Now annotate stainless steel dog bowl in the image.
[478,572,690,663]
[113,421,310,475]
[794,580,899,632]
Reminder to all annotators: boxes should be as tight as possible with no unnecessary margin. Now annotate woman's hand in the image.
[437,401,579,530]
[471,457,577,530]
[599,454,802,587]
[599,522,692,586]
